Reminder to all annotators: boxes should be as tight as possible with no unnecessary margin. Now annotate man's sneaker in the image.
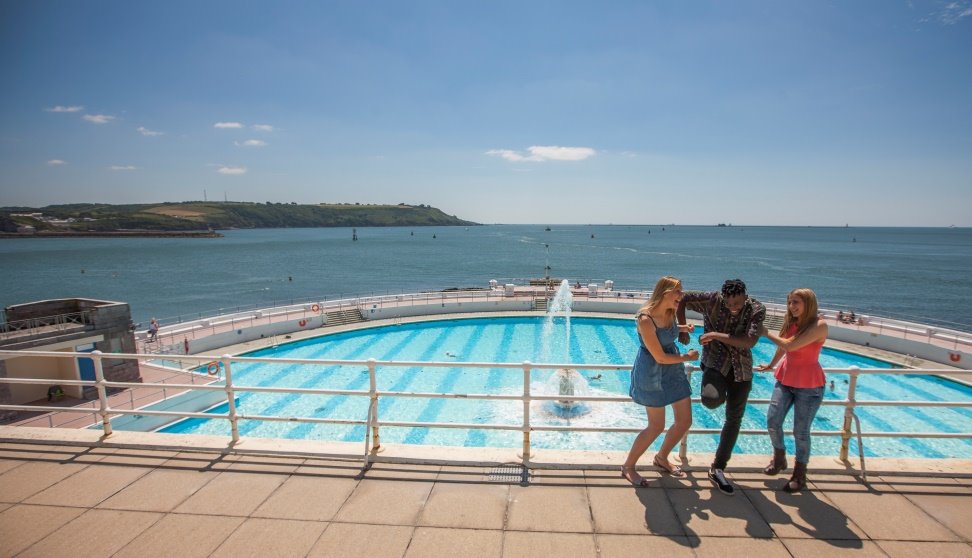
[708,468,735,495]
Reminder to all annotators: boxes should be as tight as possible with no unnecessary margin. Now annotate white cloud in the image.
[45,105,83,113]
[486,145,597,162]
[47,159,67,166]
[252,124,274,132]
[214,121,244,129]
[235,139,267,147]
[109,165,137,171]
[82,114,115,124]
[137,126,163,136]
[217,165,247,175]
[939,1,972,24]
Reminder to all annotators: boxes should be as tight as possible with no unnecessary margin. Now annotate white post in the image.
[222,355,240,443]
[839,366,860,462]
[678,363,693,462]
[368,358,380,452]
[91,350,112,436]
[521,361,532,462]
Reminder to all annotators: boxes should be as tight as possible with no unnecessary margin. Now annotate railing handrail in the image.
[1,349,970,472]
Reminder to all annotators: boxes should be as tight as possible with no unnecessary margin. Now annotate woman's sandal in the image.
[652,454,687,478]
[621,466,650,487]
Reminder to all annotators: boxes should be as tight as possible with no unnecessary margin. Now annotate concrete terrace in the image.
[0,438,970,558]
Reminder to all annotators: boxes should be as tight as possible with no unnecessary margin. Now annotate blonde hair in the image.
[639,275,682,319]
[780,288,819,337]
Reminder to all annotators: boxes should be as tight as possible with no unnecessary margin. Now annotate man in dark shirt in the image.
[677,278,766,495]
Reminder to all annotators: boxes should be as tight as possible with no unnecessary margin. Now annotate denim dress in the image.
[628,315,691,408]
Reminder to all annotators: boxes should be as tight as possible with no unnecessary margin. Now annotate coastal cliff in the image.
[1,201,476,235]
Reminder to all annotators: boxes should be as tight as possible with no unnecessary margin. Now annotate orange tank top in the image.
[774,323,825,388]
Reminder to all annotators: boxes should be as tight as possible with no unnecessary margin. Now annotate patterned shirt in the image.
[681,290,766,382]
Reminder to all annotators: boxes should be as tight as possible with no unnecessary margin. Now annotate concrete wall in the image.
[362,300,534,320]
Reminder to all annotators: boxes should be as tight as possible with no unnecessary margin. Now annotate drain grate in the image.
[486,463,531,483]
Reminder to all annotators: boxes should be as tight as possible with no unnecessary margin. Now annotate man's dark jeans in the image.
[700,365,752,470]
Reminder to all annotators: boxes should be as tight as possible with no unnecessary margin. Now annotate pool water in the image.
[159,316,972,458]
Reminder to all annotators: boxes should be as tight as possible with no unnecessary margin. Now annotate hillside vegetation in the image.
[0,202,477,232]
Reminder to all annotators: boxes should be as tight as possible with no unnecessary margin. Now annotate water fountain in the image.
[541,280,591,418]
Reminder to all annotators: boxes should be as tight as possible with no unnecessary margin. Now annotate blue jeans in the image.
[766,381,824,464]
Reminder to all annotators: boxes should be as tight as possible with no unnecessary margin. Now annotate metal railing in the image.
[0,310,92,341]
[1,349,969,474]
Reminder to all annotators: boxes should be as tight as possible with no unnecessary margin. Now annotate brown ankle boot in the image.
[782,461,807,492]
[763,448,787,475]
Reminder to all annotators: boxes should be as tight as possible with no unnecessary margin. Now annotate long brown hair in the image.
[640,275,682,320]
[780,288,819,337]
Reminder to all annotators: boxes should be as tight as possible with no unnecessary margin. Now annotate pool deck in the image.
[0,436,969,557]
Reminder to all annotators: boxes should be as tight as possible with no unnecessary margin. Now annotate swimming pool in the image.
[159,316,972,458]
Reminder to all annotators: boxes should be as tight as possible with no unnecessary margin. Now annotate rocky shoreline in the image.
[0,230,223,238]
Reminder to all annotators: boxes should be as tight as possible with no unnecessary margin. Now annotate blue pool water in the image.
[159,316,972,458]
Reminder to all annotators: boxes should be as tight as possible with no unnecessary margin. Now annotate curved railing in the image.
[1,349,969,475]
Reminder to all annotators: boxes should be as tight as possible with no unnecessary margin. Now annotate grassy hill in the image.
[0,202,477,232]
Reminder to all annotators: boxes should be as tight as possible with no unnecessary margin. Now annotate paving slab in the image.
[820,487,961,541]
[404,526,503,558]
[112,513,244,558]
[307,523,413,558]
[875,541,972,557]
[333,478,434,525]
[98,467,219,512]
[16,508,162,558]
[743,486,868,540]
[596,533,698,557]
[588,485,685,535]
[694,536,792,557]
[667,479,775,538]
[502,531,598,558]
[94,448,179,467]
[417,481,509,529]
[507,484,594,532]
[25,463,150,507]
[173,470,286,516]
[897,492,972,540]
[296,457,364,478]
[210,517,327,558]
[0,460,87,503]
[363,462,441,480]
[252,474,358,521]
[0,504,85,557]
[780,538,893,557]
[215,453,304,473]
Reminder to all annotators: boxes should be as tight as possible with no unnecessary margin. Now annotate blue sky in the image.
[1,1,970,226]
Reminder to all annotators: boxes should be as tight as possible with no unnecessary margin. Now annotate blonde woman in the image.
[757,288,829,492]
[622,276,699,487]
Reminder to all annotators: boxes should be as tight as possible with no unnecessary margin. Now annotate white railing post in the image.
[91,350,112,436]
[520,361,532,462]
[678,363,694,462]
[222,355,240,443]
[839,366,860,461]
[367,358,380,452]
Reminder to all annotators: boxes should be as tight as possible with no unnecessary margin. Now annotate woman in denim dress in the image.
[621,276,700,487]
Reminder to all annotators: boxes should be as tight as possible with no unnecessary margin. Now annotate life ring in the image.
[949,352,961,363]
[207,362,219,375]
[298,319,307,327]
[311,304,320,312]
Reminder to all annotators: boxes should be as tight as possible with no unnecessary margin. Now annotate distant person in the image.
[829,379,835,391]
[848,311,856,323]
[147,318,159,341]
[837,311,845,323]
[622,276,699,487]
[677,278,766,495]
[757,288,828,493]
[47,385,64,401]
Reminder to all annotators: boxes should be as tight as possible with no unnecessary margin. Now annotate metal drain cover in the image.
[486,463,531,483]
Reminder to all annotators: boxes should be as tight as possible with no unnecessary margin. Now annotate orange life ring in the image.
[298,319,307,327]
[311,304,320,312]
[949,352,961,363]
[207,362,219,375]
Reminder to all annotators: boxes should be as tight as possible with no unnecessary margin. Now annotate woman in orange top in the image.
[756,288,828,492]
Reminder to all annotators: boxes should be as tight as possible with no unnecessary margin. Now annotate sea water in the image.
[2,225,970,332]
